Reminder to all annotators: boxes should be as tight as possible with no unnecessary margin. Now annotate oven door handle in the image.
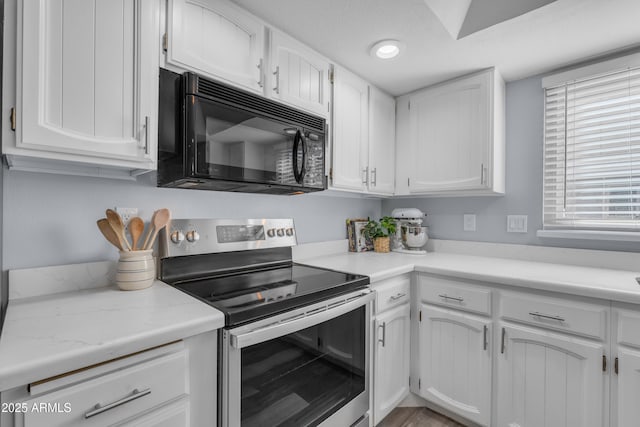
[229,289,374,349]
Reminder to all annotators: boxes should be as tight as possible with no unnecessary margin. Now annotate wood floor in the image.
[378,407,466,427]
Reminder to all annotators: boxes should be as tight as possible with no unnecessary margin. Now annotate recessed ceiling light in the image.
[370,40,404,59]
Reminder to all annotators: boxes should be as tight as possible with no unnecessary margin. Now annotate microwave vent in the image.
[194,76,325,133]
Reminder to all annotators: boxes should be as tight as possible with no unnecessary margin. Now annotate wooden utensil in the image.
[106,209,132,251]
[143,208,171,250]
[129,217,145,250]
[97,218,124,251]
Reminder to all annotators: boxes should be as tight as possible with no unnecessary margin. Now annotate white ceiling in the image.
[231,0,640,96]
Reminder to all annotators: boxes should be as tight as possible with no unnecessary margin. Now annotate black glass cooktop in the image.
[172,263,369,326]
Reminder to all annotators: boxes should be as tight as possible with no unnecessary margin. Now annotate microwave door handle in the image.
[293,130,306,184]
[300,131,307,182]
[229,290,374,349]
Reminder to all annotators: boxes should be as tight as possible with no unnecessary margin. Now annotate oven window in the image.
[240,307,365,427]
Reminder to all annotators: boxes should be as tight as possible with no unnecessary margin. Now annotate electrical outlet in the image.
[115,207,138,228]
[507,215,528,233]
[463,214,476,231]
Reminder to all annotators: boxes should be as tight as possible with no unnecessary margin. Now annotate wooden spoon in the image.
[129,217,145,250]
[97,218,124,251]
[106,209,132,251]
[143,208,171,250]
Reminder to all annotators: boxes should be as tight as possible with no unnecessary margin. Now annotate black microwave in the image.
[157,69,327,195]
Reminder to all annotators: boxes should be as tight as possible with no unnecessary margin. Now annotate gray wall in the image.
[3,170,380,271]
[383,75,640,253]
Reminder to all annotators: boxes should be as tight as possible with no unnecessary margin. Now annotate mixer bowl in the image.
[401,225,428,250]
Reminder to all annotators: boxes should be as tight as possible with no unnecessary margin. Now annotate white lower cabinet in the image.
[372,275,411,425]
[1,331,217,427]
[418,304,492,426]
[496,323,606,427]
[612,305,640,427]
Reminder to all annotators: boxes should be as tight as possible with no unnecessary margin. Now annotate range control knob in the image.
[170,230,185,244]
[185,230,200,243]
[267,228,276,238]
[277,228,285,237]
[285,228,294,236]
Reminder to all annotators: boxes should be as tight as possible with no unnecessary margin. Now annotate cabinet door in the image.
[374,304,410,425]
[497,323,606,427]
[408,71,490,193]
[418,304,492,426]
[332,67,369,191]
[268,30,330,117]
[368,87,396,196]
[615,347,640,427]
[17,0,158,165]
[167,0,264,93]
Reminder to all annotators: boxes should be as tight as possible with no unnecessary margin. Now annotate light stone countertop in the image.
[297,251,640,304]
[0,281,224,391]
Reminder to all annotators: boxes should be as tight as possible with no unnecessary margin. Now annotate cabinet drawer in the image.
[19,350,188,427]
[374,275,411,314]
[419,275,491,316]
[500,291,607,340]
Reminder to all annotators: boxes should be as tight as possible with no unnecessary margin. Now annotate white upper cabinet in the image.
[167,0,265,94]
[7,0,160,176]
[368,87,396,196]
[331,66,396,195]
[396,68,505,196]
[267,30,330,117]
[331,66,369,192]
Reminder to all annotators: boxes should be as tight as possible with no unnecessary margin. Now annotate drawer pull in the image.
[501,327,506,354]
[529,311,565,322]
[84,388,151,419]
[439,294,464,303]
[389,292,407,301]
[378,322,386,347]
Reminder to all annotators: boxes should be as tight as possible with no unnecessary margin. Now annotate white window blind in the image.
[543,63,640,231]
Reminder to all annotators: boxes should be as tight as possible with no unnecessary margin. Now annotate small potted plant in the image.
[361,216,397,253]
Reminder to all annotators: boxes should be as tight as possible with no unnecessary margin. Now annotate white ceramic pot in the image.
[116,250,155,291]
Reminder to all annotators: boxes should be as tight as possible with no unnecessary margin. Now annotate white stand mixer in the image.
[391,208,428,254]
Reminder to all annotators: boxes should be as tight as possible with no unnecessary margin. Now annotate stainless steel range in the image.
[159,219,372,427]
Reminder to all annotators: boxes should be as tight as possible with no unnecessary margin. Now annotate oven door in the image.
[222,289,374,427]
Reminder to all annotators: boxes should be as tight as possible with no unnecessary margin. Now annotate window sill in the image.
[536,229,640,242]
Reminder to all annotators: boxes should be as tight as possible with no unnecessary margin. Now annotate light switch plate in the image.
[463,214,476,231]
[507,215,528,233]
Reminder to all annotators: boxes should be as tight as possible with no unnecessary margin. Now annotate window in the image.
[542,54,640,232]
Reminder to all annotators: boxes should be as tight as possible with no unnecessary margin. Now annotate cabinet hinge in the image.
[162,32,168,52]
[615,357,619,375]
[10,107,16,131]
[603,355,607,372]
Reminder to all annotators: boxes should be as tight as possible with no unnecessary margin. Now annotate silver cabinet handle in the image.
[529,312,565,322]
[378,322,386,347]
[389,292,406,301]
[85,388,151,419]
[144,116,150,155]
[257,58,264,88]
[483,325,488,351]
[480,163,485,185]
[438,294,464,302]
[371,167,377,186]
[273,66,280,94]
[362,167,369,185]
[501,327,506,354]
